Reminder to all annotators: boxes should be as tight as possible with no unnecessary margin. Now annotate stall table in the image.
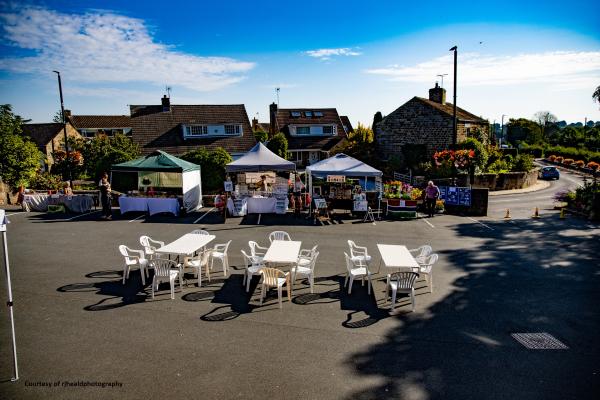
[118,195,180,216]
[22,194,93,213]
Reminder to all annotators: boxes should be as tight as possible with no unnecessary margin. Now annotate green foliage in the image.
[348,123,373,144]
[507,118,542,145]
[456,137,488,172]
[266,132,289,159]
[29,172,63,191]
[0,104,42,186]
[181,147,232,193]
[73,133,140,180]
[545,145,600,163]
[511,154,534,172]
[518,143,544,158]
[51,150,84,180]
[254,130,268,143]
[334,123,378,167]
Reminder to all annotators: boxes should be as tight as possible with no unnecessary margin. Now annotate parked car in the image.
[540,166,560,180]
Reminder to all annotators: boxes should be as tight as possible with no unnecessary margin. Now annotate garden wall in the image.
[456,169,538,191]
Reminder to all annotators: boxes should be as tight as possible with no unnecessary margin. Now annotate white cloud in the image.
[365,51,600,88]
[0,6,255,91]
[305,47,362,60]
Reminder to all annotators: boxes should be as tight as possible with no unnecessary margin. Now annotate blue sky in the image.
[1,0,599,126]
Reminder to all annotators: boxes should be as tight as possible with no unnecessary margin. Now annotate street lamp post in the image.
[52,71,73,187]
[449,46,457,146]
[501,114,507,147]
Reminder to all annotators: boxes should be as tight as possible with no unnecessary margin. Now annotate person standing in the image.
[425,180,440,218]
[99,172,112,220]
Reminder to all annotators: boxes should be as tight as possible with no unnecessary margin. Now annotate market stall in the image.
[111,150,202,216]
[381,181,422,219]
[225,143,296,216]
[305,154,382,215]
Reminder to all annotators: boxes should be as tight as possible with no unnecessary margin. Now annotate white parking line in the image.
[467,217,494,230]
[489,198,522,203]
[5,212,25,217]
[63,210,101,221]
[422,218,435,228]
[193,208,215,224]
[128,214,145,223]
[257,213,262,225]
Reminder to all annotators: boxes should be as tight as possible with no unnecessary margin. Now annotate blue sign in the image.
[439,186,471,206]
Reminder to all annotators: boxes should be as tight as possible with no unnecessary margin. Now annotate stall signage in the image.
[327,175,346,183]
[439,186,471,206]
[224,181,233,192]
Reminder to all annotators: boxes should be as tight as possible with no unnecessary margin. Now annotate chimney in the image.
[161,95,171,112]
[63,109,72,120]
[428,82,446,104]
[269,102,278,135]
[252,117,259,131]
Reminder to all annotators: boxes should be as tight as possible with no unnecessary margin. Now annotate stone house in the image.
[375,83,488,163]
[268,103,348,167]
[130,96,256,158]
[21,122,82,171]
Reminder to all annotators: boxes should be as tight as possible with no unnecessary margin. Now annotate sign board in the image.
[0,209,7,232]
[353,200,368,212]
[314,198,328,209]
[327,175,345,183]
[224,181,233,192]
[439,186,471,206]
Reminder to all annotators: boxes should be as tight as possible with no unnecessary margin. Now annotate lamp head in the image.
[449,46,457,51]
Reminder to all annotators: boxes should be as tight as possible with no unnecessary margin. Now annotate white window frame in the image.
[183,124,243,139]
[290,124,337,137]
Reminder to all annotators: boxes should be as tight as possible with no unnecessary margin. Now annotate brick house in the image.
[268,103,348,167]
[375,83,488,162]
[21,122,82,170]
[67,111,131,138]
[130,96,256,157]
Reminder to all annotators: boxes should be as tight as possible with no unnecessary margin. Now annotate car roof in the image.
[543,166,558,170]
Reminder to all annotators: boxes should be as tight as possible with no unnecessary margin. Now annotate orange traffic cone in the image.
[504,209,511,219]
[532,207,540,219]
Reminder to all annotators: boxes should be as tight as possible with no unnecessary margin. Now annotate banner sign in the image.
[439,186,471,206]
[327,175,346,183]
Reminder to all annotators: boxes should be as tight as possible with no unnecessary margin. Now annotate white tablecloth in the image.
[156,234,215,256]
[377,244,420,270]
[227,197,248,217]
[118,196,149,214]
[147,198,180,216]
[22,194,49,212]
[247,197,277,214]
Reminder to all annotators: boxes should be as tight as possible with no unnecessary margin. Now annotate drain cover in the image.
[511,333,568,349]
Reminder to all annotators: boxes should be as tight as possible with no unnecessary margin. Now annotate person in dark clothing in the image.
[99,172,112,219]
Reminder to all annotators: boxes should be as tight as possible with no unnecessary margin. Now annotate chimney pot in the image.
[429,83,446,104]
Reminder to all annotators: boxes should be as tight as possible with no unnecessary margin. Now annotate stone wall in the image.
[456,169,539,191]
[375,97,487,162]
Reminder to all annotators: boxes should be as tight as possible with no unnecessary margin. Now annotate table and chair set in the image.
[117,230,438,311]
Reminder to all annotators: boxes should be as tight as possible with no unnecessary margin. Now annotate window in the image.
[296,126,310,135]
[188,125,208,136]
[225,125,241,135]
[183,124,242,139]
[290,111,301,117]
[314,111,323,117]
[304,111,313,118]
[322,125,333,134]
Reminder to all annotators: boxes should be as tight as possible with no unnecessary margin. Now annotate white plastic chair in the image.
[291,251,319,293]
[409,245,432,264]
[241,250,264,292]
[386,271,419,311]
[151,258,182,300]
[139,235,164,262]
[417,254,438,293]
[183,250,212,287]
[190,229,210,235]
[347,240,372,266]
[296,245,318,269]
[259,267,289,309]
[268,231,291,243]
[119,245,149,285]
[344,252,372,295]
[210,240,232,277]
[248,241,268,261]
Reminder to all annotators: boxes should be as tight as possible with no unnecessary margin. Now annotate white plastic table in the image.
[262,240,302,298]
[377,244,420,271]
[156,234,216,257]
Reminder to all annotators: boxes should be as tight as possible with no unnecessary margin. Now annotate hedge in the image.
[544,146,600,163]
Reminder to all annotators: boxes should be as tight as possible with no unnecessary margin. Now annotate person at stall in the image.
[98,172,112,220]
[425,180,440,218]
[62,182,73,196]
[293,175,305,214]
[256,175,268,192]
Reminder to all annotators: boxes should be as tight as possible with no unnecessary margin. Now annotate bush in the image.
[586,161,599,171]
[29,172,63,191]
[456,137,488,172]
[545,145,600,163]
[563,158,574,165]
[548,155,557,162]
[511,154,534,172]
[556,156,564,163]
[254,130,268,143]
[181,147,232,193]
[574,160,585,168]
[519,143,544,158]
[266,132,289,159]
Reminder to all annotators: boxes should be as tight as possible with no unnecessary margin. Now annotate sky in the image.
[1,0,599,126]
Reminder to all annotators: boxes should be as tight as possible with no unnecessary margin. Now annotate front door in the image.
[308,151,320,165]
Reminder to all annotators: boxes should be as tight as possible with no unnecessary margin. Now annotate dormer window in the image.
[290,124,337,136]
[183,124,243,139]
[304,111,313,118]
[290,111,301,118]
[314,111,323,117]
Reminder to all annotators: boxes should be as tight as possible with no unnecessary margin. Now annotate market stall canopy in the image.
[226,142,295,172]
[306,153,382,177]
[112,150,200,172]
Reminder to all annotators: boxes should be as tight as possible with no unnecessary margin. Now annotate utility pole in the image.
[501,114,506,147]
[53,71,73,187]
[276,87,280,106]
[449,46,457,146]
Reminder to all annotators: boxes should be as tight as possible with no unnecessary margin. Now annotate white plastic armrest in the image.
[131,249,145,259]
[299,249,312,257]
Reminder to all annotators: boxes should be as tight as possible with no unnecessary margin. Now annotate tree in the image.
[254,130,268,143]
[533,111,558,141]
[74,133,140,179]
[0,105,42,186]
[181,147,232,192]
[507,118,542,145]
[593,85,600,108]
[52,110,64,123]
[52,150,84,180]
[266,132,288,159]
[333,123,377,166]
